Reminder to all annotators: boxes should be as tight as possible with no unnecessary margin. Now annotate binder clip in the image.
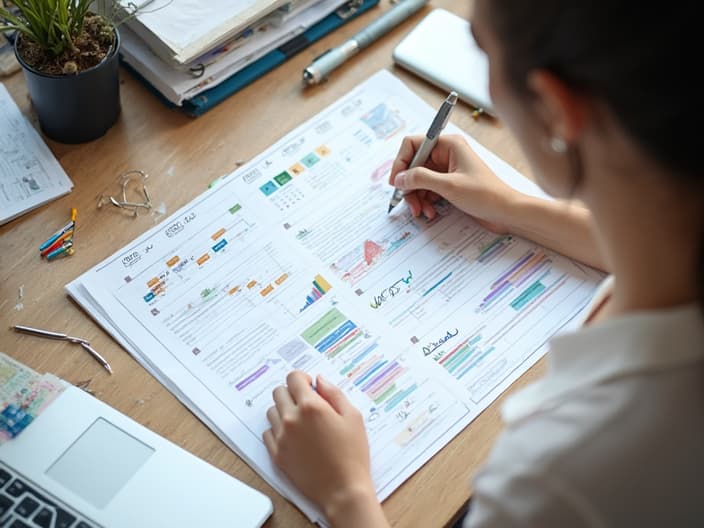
[97,169,153,217]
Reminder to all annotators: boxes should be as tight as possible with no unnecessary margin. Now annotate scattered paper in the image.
[0,84,73,225]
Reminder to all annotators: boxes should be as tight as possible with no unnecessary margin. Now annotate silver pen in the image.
[13,324,113,375]
[388,90,458,213]
[303,0,428,85]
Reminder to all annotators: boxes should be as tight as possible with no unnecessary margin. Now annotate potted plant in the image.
[0,0,121,143]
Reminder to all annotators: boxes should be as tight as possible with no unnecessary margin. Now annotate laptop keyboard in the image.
[0,463,96,528]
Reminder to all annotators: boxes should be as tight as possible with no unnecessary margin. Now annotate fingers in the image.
[286,370,314,404]
[266,405,282,435]
[403,192,423,217]
[389,135,425,185]
[262,428,276,459]
[315,374,351,415]
[272,385,295,415]
[395,166,454,198]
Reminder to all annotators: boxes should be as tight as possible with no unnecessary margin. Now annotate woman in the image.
[263,1,704,525]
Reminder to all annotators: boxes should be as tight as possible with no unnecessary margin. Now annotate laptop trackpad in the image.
[46,418,154,509]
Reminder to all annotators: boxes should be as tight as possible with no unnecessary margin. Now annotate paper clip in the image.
[98,170,153,217]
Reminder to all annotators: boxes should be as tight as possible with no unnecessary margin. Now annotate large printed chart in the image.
[69,71,603,525]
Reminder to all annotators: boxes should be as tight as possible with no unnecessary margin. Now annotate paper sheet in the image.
[0,84,73,225]
[67,71,603,524]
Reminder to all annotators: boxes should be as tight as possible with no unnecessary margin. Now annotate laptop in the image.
[0,385,273,527]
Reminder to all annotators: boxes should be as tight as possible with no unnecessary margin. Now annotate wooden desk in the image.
[0,2,545,526]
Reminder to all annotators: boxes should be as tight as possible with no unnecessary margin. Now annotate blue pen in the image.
[46,241,73,261]
[39,220,74,251]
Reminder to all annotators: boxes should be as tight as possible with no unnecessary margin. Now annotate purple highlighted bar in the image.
[514,258,550,288]
[235,364,269,391]
[492,252,533,289]
[361,361,398,393]
[482,280,512,305]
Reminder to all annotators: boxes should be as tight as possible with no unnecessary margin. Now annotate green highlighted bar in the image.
[446,346,474,374]
[301,308,347,346]
[510,281,546,310]
[274,171,292,186]
[229,203,242,214]
[373,384,397,405]
[478,236,507,259]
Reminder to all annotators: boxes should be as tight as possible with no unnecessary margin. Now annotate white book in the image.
[118,0,291,65]
[0,84,73,226]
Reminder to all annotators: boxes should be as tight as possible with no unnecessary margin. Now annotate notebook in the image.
[121,0,380,116]
[393,8,494,115]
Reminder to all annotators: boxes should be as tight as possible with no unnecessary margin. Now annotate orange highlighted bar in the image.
[260,284,274,297]
[166,255,180,267]
[275,273,288,285]
[211,228,226,241]
[246,280,258,289]
[147,277,159,287]
[197,254,210,265]
[315,145,331,157]
[228,286,240,295]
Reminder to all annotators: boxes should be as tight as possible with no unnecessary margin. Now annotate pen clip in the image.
[311,48,332,62]
[336,0,364,20]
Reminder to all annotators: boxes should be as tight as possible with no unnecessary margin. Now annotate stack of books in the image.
[117,0,379,115]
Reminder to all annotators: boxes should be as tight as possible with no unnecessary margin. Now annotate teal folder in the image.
[121,0,380,117]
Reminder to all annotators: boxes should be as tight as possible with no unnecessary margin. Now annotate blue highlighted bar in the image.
[316,320,356,353]
[354,360,388,387]
[212,239,227,252]
[384,383,418,412]
[143,292,155,302]
[341,343,378,375]
[422,272,453,297]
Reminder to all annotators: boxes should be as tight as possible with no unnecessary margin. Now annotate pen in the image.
[303,0,428,85]
[39,220,73,251]
[41,230,73,257]
[388,91,458,213]
[13,324,113,374]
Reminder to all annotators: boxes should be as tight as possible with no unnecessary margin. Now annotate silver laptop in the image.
[0,386,272,527]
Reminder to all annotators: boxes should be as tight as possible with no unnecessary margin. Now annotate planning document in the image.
[67,70,603,525]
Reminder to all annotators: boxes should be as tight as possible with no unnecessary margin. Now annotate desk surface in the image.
[0,2,546,526]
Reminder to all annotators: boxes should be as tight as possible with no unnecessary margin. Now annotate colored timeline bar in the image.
[480,251,548,311]
[300,274,332,312]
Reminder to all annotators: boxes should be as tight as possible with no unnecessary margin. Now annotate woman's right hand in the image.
[389,134,521,232]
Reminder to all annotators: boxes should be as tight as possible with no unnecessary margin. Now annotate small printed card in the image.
[0,352,65,443]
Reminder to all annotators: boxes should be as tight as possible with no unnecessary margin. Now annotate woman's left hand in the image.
[263,371,388,527]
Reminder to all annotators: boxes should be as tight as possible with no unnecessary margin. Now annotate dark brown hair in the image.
[485,0,704,308]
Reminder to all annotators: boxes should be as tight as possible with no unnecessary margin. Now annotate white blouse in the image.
[465,276,704,527]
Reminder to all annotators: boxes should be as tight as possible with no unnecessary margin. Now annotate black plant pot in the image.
[14,28,121,144]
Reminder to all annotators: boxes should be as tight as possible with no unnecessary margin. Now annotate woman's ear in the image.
[527,70,590,144]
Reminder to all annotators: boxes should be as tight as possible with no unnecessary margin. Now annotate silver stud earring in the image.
[549,136,568,154]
